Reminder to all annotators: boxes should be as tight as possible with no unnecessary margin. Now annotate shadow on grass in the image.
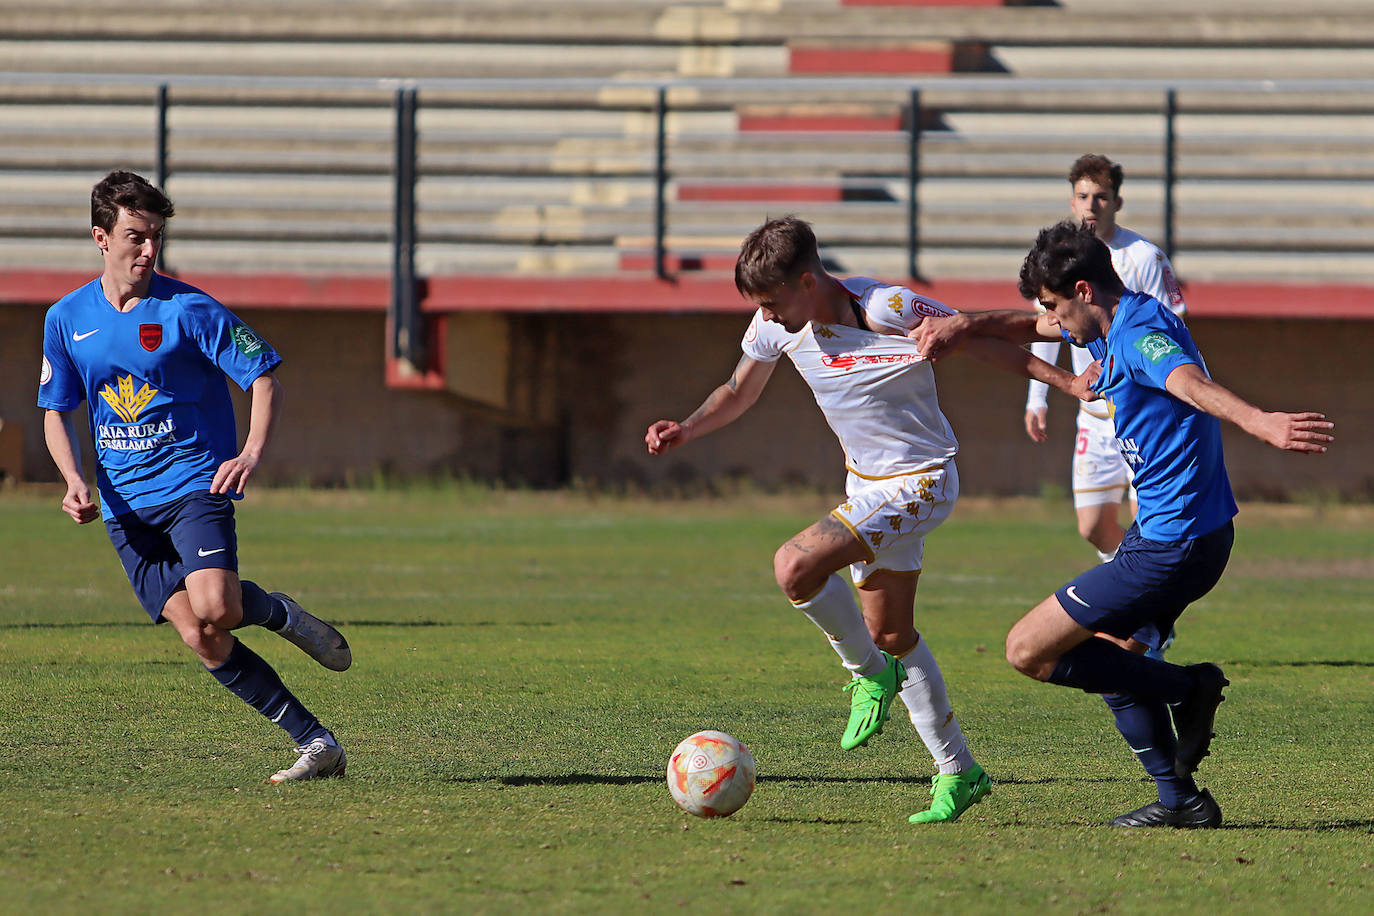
[450,773,1136,789]
[1229,659,1374,668]
[1223,818,1374,831]
[756,816,865,825]
[0,619,559,630]
[448,774,663,786]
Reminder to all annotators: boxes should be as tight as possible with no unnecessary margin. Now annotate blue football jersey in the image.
[38,274,282,519]
[1081,291,1238,541]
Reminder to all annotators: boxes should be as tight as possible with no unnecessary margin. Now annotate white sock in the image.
[897,636,976,775]
[792,574,884,678]
[1097,546,1118,563]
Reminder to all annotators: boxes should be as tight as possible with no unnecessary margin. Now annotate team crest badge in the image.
[140,323,162,352]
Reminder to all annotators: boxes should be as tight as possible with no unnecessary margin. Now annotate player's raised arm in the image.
[1163,364,1333,453]
[913,309,1050,361]
[42,408,99,524]
[645,355,775,455]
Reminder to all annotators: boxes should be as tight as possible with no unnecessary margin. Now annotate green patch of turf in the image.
[2,489,1372,913]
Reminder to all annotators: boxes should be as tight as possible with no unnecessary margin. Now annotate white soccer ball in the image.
[666,730,756,818]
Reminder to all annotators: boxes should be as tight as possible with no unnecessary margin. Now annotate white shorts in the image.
[1072,423,1131,509]
[832,461,958,586]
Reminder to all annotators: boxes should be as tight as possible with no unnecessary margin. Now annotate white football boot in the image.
[269,733,347,783]
[272,592,352,671]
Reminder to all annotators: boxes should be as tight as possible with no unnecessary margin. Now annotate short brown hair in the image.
[91,170,174,231]
[734,216,822,298]
[1068,154,1124,197]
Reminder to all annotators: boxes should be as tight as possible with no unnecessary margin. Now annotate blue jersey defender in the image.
[915,220,1332,830]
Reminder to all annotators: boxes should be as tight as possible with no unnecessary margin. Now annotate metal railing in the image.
[6,72,1374,370]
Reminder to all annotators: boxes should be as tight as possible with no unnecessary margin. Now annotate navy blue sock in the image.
[239,580,288,632]
[1048,639,1196,703]
[1103,692,1200,808]
[207,638,327,745]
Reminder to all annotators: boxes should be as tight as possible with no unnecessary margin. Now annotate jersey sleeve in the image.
[37,306,84,411]
[1126,246,1187,317]
[1122,327,1201,391]
[864,286,957,334]
[184,295,283,390]
[740,309,785,362]
[1025,339,1061,410]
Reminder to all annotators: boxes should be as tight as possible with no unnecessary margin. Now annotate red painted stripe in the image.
[738,114,904,132]
[4,269,1373,319]
[678,184,845,202]
[790,45,954,75]
[0,269,389,311]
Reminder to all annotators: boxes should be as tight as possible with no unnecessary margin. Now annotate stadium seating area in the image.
[4,0,1374,285]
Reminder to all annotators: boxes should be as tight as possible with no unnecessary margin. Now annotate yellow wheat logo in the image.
[99,375,158,423]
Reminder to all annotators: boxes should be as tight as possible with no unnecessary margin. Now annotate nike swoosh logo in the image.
[1129,745,1154,754]
[73,329,100,341]
[1065,585,1091,607]
[271,703,289,723]
[197,547,227,557]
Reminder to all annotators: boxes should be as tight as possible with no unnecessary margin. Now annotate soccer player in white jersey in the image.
[1025,155,1188,563]
[645,217,1095,823]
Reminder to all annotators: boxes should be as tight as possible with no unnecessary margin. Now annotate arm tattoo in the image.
[725,354,750,393]
[684,356,751,425]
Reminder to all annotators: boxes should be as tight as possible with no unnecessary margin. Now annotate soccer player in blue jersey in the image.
[918,221,1332,827]
[38,171,352,783]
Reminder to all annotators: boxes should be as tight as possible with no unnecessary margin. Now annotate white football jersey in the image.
[741,277,959,478]
[1027,225,1187,426]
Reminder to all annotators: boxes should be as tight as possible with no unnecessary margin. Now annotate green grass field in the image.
[2,487,1372,914]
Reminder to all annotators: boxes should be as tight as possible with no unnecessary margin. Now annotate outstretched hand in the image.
[1256,411,1334,452]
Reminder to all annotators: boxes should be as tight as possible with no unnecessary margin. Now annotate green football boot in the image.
[840,651,905,750]
[908,764,992,824]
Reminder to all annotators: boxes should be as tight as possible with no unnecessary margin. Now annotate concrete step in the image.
[0,39,790,80]
[994,45,1374,81]
[7,0,1374,46]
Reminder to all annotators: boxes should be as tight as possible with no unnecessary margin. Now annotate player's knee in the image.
[177,621,218,659]
[187,625,234,666]
[1004,632,1049,680]
[773,545,820,601]
[192,592,241,631]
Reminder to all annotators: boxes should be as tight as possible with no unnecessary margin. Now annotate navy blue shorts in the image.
[1055,520,1234,650]
[105,492,239,622]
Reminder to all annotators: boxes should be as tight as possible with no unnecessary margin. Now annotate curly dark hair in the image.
[1018,220,1124,301]
[1068,153,1124,196]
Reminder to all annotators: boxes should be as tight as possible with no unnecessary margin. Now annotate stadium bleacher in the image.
[4,0,1374,286]
[1,0,1371,495]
